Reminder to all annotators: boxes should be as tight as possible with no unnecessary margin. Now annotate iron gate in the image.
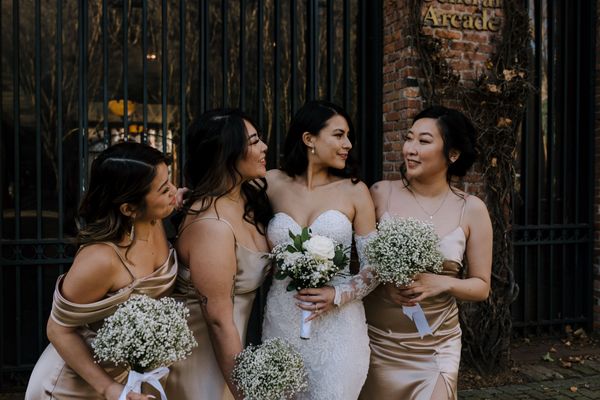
[511,0,596,335]
[0,0,382,384]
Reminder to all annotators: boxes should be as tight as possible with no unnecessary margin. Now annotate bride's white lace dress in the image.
[262,210,371,400]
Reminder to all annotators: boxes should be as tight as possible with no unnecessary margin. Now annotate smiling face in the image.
[236,119,268,180]
[140,162,177,221]
[306,115,352,170]
[403,117,449,181]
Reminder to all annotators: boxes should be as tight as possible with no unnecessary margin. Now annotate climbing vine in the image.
[408,0,533,374]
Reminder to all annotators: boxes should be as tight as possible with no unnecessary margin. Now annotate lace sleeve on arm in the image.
[333,231,380,306]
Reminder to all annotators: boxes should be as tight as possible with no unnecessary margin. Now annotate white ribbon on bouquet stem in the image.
[402,303,432,339]
[118,367,169,400]
[300,301,314,339]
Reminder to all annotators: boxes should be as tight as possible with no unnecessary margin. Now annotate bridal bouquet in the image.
[365,217,444,337]
[232,338,308,400]
[270,227,349,338]
[92,294,197,400]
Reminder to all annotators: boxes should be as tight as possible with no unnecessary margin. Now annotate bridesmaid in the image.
[25,142,178,400]
[165,109,272,400]
[361,106,492,400]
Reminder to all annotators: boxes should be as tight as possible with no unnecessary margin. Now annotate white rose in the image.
[303,235,335,260]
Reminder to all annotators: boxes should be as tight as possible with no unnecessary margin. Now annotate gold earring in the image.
[311,147,315,155]
[129,216,135,240]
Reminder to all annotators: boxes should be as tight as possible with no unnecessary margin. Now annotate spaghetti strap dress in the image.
[164,217,271,400]
[360,194,467,400]
[25,242,177,400]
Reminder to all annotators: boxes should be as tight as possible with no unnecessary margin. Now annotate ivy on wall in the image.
[408,0,533,373]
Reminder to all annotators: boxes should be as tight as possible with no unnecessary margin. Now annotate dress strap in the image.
[458,196,468,225]
[178,216,237,242]
[78,242,136,282]
[386,181,393,215]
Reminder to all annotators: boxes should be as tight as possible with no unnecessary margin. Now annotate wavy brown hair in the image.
[181,108,272,234]
[77,142,171,247]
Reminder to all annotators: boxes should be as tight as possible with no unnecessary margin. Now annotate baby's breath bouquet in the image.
[92,294,197,400]
[270,227,349,338]
[232,338,308,400]
[365,217,444,338]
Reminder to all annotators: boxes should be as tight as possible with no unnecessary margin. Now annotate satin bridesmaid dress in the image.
[164,217,270,400]
[360,208,467,400]
[25,243,178,400]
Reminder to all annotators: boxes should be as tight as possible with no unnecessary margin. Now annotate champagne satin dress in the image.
[360,211,466,400]
[25,242,178,400]
[165,217,270,400]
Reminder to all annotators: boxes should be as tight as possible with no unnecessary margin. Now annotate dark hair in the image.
[281,100,359,182]
[77,142,171,245]
[404,105,478,181]
[182,108,272,234]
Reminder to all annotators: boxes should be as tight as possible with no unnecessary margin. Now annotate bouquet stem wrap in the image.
[402,304,432,338]
[118,367,169,400]
[300,301,313,339]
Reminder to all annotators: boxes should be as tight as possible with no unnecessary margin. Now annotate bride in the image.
[261,100,378,400]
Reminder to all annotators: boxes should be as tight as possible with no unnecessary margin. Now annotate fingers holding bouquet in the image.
[399,273,451,304]
[295,286,336,321]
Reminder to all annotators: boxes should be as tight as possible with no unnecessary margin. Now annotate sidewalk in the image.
[459,360,600,399]
[458,333,600,399]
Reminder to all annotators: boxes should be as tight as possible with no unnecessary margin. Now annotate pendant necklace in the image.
[409,187,451,220]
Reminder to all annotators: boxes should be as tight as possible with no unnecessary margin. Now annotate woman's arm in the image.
[50,246,151,400]
[183,219,244,399]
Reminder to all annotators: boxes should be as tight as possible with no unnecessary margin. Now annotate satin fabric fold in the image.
[360,226,466,400]
[25,248,178,400]
[164,244,270,400]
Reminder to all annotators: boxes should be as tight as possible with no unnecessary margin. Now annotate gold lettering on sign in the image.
[423,5,502,32]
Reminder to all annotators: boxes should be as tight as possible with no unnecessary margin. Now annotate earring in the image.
[311,147,315,155]
[129,216,136,241]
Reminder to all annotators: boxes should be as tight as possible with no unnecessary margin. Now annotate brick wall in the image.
[594,0,600,331]
[382,0,499,195]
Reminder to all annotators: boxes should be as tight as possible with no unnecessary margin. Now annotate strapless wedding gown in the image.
[262,210,370,400]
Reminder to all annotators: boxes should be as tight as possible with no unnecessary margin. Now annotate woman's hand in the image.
[396,273,451,304]
[383,283,417,306]
[295,286,336,321]
[104,382,156,400]
[175,187,190,209]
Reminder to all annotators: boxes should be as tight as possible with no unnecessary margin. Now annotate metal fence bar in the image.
[290,0,297,114]
[35,0,44,354]
[257,0,264,128]
[123,0,129,139]
[200,0,208,113]
[239,0,246,111]
[546,0,556,327]
[161,0,168,153]
[222,0,228,107]
[306,0,317,100]
[12,0,21,239]
[102,0,109,147]
[343,0,350,112]
[180,0,186,172]
[273,0,281,158]
[326,0,333,101]
[142,0,148,142]
[78,0,89,199]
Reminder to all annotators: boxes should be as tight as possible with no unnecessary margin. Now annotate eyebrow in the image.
[332,128,347,133]
[248,132,259,139]
[408,130,433,137]
[157,178,169,192]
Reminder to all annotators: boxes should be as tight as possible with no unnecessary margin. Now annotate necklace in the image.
[409,187,451,220]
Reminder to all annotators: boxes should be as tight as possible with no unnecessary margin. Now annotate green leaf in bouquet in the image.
[293,235,303,251]
[275,269,288,280]
[301,227,310,242]
[333,249,348,266]
[286,244,298,253]
[286,281,297,292]
[288,230,297,240]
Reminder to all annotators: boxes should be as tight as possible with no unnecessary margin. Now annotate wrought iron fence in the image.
[0,0,382,382]
[511,0,595,335]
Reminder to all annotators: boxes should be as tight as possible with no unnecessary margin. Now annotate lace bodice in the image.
[262,210,371,400]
